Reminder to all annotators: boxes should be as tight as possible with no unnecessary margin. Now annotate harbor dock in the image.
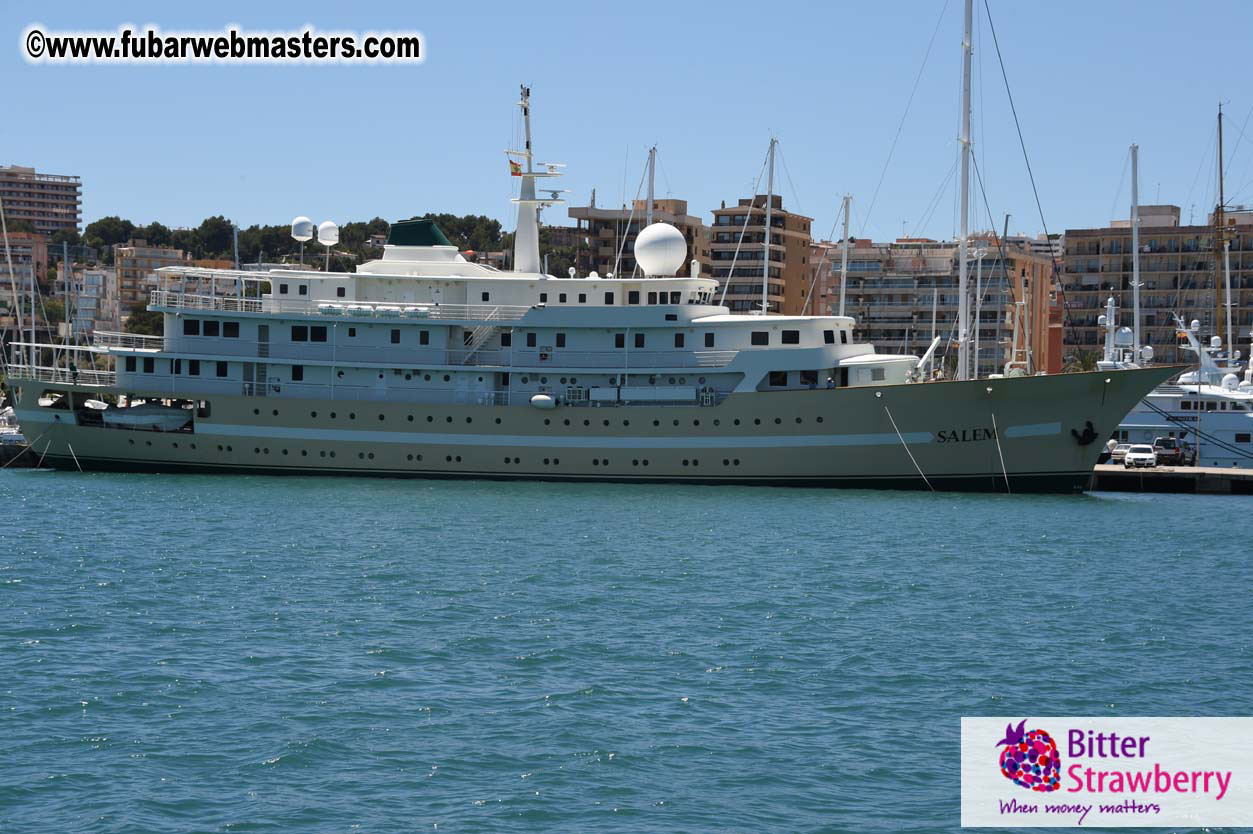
[1090,464,1253,494]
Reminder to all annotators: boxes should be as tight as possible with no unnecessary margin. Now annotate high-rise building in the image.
[0,231,48,292]
[114,239,189,311]
[568,198,709,279]
[0,165,82,236]
[1060,205,1253,364]
[709,195,812,315]
[814,235,1061,376]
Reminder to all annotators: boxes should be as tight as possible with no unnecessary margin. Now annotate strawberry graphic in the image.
[996,719,1061,792]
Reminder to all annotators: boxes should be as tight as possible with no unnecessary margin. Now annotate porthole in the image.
[272,409,278,416]
[282,449,288,455]
[544,419,551,426]
[320,451,327,457]
[311,411,317,418]
[329,451,336,458]
[455,455,462,462]
[543,457,550,464]
[754,418,761,425]
[358,452,365,459]
[540,377,548,384]
[416,454,423,461]
[408,454,414,461]
[368,452,375,460]
[642,459,649,466]
[817,416,824,423]
[227,446,233,452]
[172,442,178,449]
[216,445,223,451]
[378,414,385,421]
[495,418,502,424]
[693,419,700,426]
[679,378,686,385]
[653,419,660,427]
[446,455,453,462]
[128,439,135,445]
[603,419,610,426]
[330,412,337,419]
[405,374,412,381]
[465,417,472,424]
[349,413,356,420]
[443,375,451,382]
[734,419,741,426]
[424,374,431,381]
[668,377,676,384]
[682,459,689,466]
[560,377,568,384]
[583,419,590,426]
[477,377,483,382]
[408,415,414,422]
[734,458,740,465]
[563,419,570,426]
[427,416,434,423]
[623,420,630,427]
[796,417,802,424]
[301,450,308,457]
[592,458,599,466]
[672,419,679,426]
[692,459,698,466]
[713,419,720,426]
[699,377,706,384]
[723,459,730,466]
[446,416,453,423]
[632,459,639,466]
[253,408,260,415]
[775,417,782,424]
[521,376,529,384]
[263,448,270,454]
[254,447,261,454]
[553,458,559,465]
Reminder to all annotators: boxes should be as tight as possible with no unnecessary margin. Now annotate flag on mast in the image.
[509,160,522,176]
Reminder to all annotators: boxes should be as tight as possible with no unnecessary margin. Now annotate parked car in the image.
[1110,443,1132,463]
[1152,436,1184,466]
[1123,445,1157,468]
[1179,441,1198,466]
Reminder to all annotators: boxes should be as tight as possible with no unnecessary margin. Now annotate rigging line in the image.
[1108,147,1131,225]
[990,412,1011,493]
[802,199,848,313]
[1223,104,1253,185]
[859,0,953,236]
[980,0,1070,334]
[776,142,803,218]
[1185,123,1218,218]
[718,150,770,307]
[611,157,650,279]
[0,428,48,469]
[883,405,934,491]
[914,158,959,240]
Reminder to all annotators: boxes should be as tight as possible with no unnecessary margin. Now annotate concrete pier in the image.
[1090,464,1253,494]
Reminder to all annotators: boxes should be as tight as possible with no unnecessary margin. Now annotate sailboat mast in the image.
[646,145,656,227]
[762,138,776,315]
[838,194,851,317]
[1216,103,1228,353]
[956,0,973,380]
[1131,143,1141,358]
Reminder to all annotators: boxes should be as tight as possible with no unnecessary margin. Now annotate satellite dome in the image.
[1114,326,1134,347]
[317,220,339,247]
[291,216,314,242]
[634,222,687,277]
[1222,373,1239,390]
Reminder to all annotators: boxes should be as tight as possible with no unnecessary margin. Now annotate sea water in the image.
[1,470,1248,833]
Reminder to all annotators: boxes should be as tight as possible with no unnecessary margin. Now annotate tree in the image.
[196,216,234,259]
[84,216,136,250]
[6,219,36,235]
[141,221,172,247]
[124,305,162,336]
[50,227,82,247]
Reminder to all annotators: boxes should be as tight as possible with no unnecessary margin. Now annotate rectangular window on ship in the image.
[216,361,228,378]
[203,320,220,337]
[184,319,199,336]
[125,356,136,372]
[311,326,327,342]
[223,322,239,338]
[291,326,308,342]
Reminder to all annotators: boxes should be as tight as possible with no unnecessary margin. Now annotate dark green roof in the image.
[386,218,453,247]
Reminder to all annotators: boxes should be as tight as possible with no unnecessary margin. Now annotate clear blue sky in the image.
[5,0,1252,244]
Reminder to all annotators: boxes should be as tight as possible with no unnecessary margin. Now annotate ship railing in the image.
[6,342,116,386]
[451,348,740,369]
[149,290,532,322]
[6,363,117,386]
[92,330,166,351]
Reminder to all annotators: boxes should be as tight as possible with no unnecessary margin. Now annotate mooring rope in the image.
[883,405,934,491]
[991,412,1011,493]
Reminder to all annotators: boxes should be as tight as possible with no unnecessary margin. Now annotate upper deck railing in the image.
[92,330,166,350]
[149,290,533,323]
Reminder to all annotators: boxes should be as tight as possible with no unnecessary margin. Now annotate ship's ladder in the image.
[461,307,505,363]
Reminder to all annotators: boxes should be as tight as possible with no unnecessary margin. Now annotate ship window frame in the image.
[419,330,430,345]
[670,291,681,304]
[823,329,835,344]
[348,327,357,338]
[291,365,304,382]
[481,291,490,302]
[578,293,587,303]
[647,292,657,304]
[291,325,309,342]
[526,332,537,348]
[634,333,645,349]
[800,370,818,386]
[501,332,512,347]
[615,333,625,349]
[310,326,328,343]
[125,356,136,372]
[628,290,640,305]
[674,333,685,348]
[189,359,201,376]
[183,318,200,336]
[605,291,614,305]
[390,329,401,344]
[298,285,308,296]
[337,286,346,298]
[216,361,228,378]
[539,292,548,303]
[705,332,715,347]
[768,371,788,387]
[1237,433,1251,444]
[782,330,800,344]
[556,333,566,348]
[841,331,849,344]
[203,320,220,337]
[223,321,240,338]
[751,331,769,346]
[279,283,289,295]
[143,357,155,373]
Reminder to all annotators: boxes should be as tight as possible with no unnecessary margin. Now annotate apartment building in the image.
[568,197,710,279]
[0,165,82,236]
[65,266,119,337]
[1061,205,1253,364]
[0,231,47,292]
[709,195,812,314]
[815,235,1061,376]
[114,239,189,311]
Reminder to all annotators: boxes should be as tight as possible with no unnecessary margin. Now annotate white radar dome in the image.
[291,216,314,242]
[633,222,687,277]
[317,220,340,247]
[1222,373,1239,390]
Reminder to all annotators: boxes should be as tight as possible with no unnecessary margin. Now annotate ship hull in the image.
[13,366,1178,492]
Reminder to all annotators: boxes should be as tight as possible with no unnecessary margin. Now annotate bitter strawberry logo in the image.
[996,719,1061,792]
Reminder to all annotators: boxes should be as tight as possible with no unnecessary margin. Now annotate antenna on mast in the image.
[507,85,565,275]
